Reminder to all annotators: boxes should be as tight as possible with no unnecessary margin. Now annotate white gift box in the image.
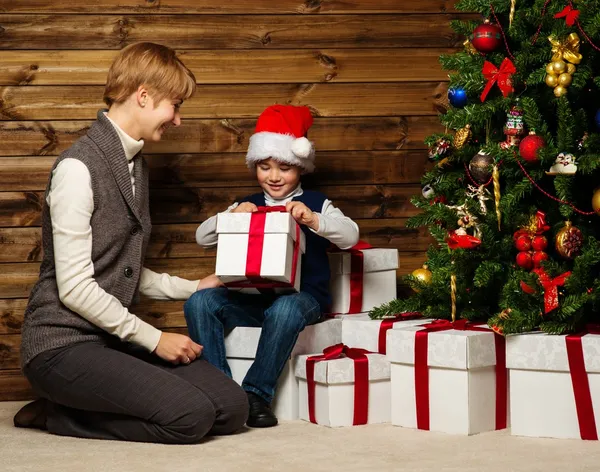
[387,324,508,435]
[328,248,398,314]
[507,332,600,440]
[216,212,306,292]
[295,352,391,427]
[339,313,430,353]
[225,319,342,420]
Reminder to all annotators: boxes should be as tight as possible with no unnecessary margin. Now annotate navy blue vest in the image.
[240,190,332,312]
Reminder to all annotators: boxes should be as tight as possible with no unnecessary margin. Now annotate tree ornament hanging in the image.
[471,19,502,53]
[422,184,436,199]
[492,164,502,230]
[592,188,600,215]
[555,221,583,259]
[411,265,432,292]
[545,152,577,175]
[500,101,525,149]
[480,58,516,102]
[428,137,451,162]
[544,34,582,97]
[595,109,600,130]
[468,150,494,183]
[519,131,546,162]
[448,87,468,108]
[453,124,472,150]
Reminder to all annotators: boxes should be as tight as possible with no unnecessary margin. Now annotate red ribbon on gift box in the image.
[566,325,600,440]
[306,343,372,425]
[377,312,423,355]
[225,206,302,291]
[480,58,516,102]
[413,319,507,431]
[329,241,374,314]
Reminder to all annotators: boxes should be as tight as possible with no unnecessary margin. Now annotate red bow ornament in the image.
[555,5,580,26]
[480,58,516,102]
[446,231,481,250]
[537,269,571,314]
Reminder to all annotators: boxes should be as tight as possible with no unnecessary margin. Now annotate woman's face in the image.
[256,158,301,199]
[139,96,182,142]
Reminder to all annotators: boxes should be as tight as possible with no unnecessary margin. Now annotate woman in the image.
[13,42,249,444]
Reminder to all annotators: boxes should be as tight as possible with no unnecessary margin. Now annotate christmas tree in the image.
[369,0,600,335]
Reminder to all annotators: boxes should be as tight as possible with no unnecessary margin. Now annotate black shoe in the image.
[246,392,278,428]
[13,398,48,430]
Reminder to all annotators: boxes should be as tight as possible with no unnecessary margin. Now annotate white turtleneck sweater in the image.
[195,185,360,249]
[47,113,199,352]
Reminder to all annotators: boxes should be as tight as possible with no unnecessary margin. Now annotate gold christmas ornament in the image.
[567,63,576,75]
[509,0,516,27]
[551,60,567,74]
[411,265,433,292]
[549,33,582,65]
[545,74,558,87]
[463,38,478,55]
[592,188,600,215]
[454,124,472,150]
[554,85,568,97]
[450,273,457,323]
[545,63,555,75]
[558,73,572,87]
[555,221,583,259]
[492,164,501,230]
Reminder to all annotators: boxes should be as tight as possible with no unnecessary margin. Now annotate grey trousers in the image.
[23,340,249,444]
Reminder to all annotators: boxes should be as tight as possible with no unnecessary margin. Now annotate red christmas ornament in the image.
[533,251,549,268]
[519,131,546,162]
[471,20,502,53]
[515,235,532,251]
[516,251,533,270]
[531,235,548,251]
[513,229,529,242]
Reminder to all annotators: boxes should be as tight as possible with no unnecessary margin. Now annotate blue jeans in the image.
[184,288,322,404]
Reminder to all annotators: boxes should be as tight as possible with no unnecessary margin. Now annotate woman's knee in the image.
[212,385,249,435]
[163,400,217,444]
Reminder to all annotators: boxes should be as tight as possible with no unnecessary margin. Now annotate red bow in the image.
[555,5,580,26]
[534,210,550,234]
[537,269,571,314]
[446,231,481,250]
[480,58,516,102]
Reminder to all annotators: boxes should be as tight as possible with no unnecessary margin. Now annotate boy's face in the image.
[256,158,301,199]
[138,95,183,142]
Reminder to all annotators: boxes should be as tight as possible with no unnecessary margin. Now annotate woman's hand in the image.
[286,201,319,230]
[154,332,202,365]
[197,274,224,291]
[231,202,258,213]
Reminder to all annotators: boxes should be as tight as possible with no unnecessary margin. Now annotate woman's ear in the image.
[136,85,149,108]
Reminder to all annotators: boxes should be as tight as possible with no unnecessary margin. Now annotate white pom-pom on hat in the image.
[291,136,313,158]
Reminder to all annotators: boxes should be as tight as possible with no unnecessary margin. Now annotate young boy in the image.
[184,104,359,428]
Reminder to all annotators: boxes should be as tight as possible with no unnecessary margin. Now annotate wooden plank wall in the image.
[0,0,463,400]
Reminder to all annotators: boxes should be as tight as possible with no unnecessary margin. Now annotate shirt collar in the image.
[103,112,144,161]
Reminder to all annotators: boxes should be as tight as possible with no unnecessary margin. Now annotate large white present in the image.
[216,211,305,292]
[339,313,429,354]
[295,346,390,427]
[387,320,508,435]
[328,247,398,314]
[225,319,342,420]
[507,331,600,440]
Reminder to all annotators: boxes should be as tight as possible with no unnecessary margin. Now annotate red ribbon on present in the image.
[329,241,374,314]
[306,343,372,425]
[414,319,507,431]
[555,5,580,26]
[225,206,302,290]
[566,325,600,440]
[536,269,571,314]
[377,312,423,355]
[480,58,516,102]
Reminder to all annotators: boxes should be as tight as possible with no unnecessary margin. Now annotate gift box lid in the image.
[295,352,390,384]
[328,248,398,275]
[506,332,600,373]
[217,211,300,240]
[386,324,498,370]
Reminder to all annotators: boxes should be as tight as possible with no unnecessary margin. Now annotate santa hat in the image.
[246,105,316,173]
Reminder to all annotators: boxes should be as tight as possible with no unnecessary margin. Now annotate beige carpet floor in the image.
[2,401,600,472]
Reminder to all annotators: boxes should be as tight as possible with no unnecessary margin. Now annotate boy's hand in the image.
[286,201,319,231]
[231,202,258,213]
[197,274,224,291]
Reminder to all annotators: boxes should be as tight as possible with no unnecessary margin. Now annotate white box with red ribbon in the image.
[339,313,430,354]
[225,319,342,421]
[295,344,391,427]
[387,320,508,435]
[328,246,398,314]
[215,209,306,293]
[507,331,600,440]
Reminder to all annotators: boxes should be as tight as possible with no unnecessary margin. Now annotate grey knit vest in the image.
[20,110,153,367]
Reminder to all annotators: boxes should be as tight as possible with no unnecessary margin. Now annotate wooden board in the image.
[0,0,459,14]
[0,219,432,263]
[0,82,449,120]
[0,150,431,191]
[0,15,466,49]
[0,49,454,85]
[0,370,34,401]
[0,117,443,156]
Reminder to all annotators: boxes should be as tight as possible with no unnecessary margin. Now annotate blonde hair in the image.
[104,42,197,107]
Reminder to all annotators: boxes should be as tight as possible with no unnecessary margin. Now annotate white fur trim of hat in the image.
[246,132,316,173]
